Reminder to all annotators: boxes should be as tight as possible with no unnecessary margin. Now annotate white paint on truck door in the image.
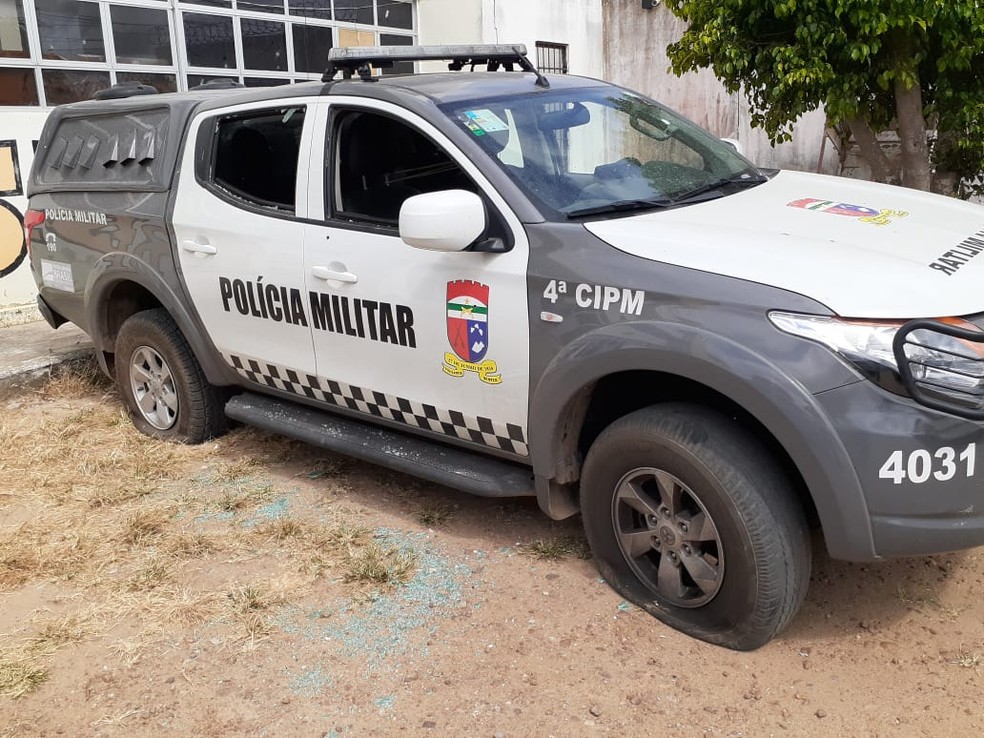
[301,99,531,456]
[172,99,317,376]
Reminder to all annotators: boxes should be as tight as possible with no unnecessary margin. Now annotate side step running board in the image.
[225,393,535,498]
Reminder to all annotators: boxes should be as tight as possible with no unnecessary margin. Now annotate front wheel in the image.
[115,308,227,443]
[581,404,811,650]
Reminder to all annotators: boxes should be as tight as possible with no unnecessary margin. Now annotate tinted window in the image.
[0,67,38,105]
[245,0,285,13]
[333,0,373,24]
[36,0,105,62]
[241,18,287,71]
[111,6,172,65]
[187,74,239,89]
[36,110,169,189]
[288,0,330,20]
[42,69,110,104]
[379,1,413,29]
[243,77,291,87]
[379,34,413,76]
[293,24,333,74]
[0,0,29,58]
[212,107,306,212]
[333,111,475,225]
[116,72,178,94]
[183,12,235,68]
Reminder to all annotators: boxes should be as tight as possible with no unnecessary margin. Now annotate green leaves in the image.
[666,0,984,190]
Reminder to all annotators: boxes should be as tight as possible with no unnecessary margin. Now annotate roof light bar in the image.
[323,44,549,88]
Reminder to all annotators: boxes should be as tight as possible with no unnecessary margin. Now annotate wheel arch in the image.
[84,253,234,386]
[529,322,876,561]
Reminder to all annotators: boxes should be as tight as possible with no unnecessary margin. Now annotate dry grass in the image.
[228,584,270,614]
[90,707,143,727]
[119,507,173,547]
[0,360,407,698]
[217,482,275,513]
[897,586,965,621]
[418,503,456,528]
[25,612,93,655]
[343,540,417,587]
[166,531,220,558]
[950,651,982,669]
[0,655,48,699]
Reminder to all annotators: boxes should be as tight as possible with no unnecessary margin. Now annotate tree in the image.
[665,0,984,195]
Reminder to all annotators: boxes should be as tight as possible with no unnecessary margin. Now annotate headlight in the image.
[769,312,984,416]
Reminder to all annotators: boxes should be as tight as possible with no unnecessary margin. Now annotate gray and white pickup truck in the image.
[25,45,984,650]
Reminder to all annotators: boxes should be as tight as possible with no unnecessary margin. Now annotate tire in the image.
[115,308,227,443]
[581,403,811,651]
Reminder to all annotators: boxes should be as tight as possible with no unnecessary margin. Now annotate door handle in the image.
[181,239,217,256]
[312,265,358,284]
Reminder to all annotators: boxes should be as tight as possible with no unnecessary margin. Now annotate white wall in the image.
[416,0,603,78]
[481,0,604,79]
[602,2,836,173]
[416,0,482,44]
[0,109,48,316]
[416,0,483,72]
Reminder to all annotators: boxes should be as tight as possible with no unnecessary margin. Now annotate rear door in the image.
[301,98,531,458]
[173,99,318,383]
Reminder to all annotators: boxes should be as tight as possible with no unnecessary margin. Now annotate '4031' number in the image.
[878,444,976,485]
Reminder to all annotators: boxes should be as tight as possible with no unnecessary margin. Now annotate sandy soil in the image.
[1,362,983,737]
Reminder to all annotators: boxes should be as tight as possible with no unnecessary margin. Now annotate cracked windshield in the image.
[447,88,762,217]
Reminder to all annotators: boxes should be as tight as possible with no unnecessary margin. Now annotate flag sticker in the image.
[787,198,909,226]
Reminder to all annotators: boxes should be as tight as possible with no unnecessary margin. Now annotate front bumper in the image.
[815,379,984,558]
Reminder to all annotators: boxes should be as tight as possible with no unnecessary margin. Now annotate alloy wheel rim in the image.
[129,345,178,430]
[611,467,724,608]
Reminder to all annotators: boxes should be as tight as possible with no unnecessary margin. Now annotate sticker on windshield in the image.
[787,198,908,227]
[463,109,510,134]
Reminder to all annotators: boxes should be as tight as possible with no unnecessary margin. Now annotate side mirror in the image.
[399,190,487,252]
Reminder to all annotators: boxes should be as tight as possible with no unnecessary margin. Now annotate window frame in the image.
[195,102,309,220]
[0,0,181,107]
[323,104,514,251]
[0,0,417,107]
[0,0,31,60]
[535,40,568,75]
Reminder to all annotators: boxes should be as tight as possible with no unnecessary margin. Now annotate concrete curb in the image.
[0,320,95,395]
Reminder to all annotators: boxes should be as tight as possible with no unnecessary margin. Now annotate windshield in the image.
[443,87,760,218]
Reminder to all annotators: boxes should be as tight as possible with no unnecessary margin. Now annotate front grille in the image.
[894,319,984,419]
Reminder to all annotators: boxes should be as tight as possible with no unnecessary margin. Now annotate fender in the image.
[529,320,876,562]
[84,252,239,387]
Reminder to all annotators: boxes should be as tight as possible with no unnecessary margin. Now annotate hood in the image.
[584,170,984,319]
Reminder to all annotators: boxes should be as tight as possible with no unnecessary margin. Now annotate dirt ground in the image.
[1,360,983,737]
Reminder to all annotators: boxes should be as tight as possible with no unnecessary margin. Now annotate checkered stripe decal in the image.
[225,354,528,456]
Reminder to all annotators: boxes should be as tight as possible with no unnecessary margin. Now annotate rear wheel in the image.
[581,404,811,650]
[115,308,226,443]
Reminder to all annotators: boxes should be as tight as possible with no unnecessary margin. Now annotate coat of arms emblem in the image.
[443,280,501,384]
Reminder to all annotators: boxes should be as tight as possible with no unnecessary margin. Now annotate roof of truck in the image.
[53,71,610,120]
[29,68,612,196]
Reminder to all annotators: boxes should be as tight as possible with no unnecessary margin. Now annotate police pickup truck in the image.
[26,45,984,650]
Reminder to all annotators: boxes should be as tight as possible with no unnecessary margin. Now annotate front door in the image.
[173,99,317,382]
[301,99,531,457]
